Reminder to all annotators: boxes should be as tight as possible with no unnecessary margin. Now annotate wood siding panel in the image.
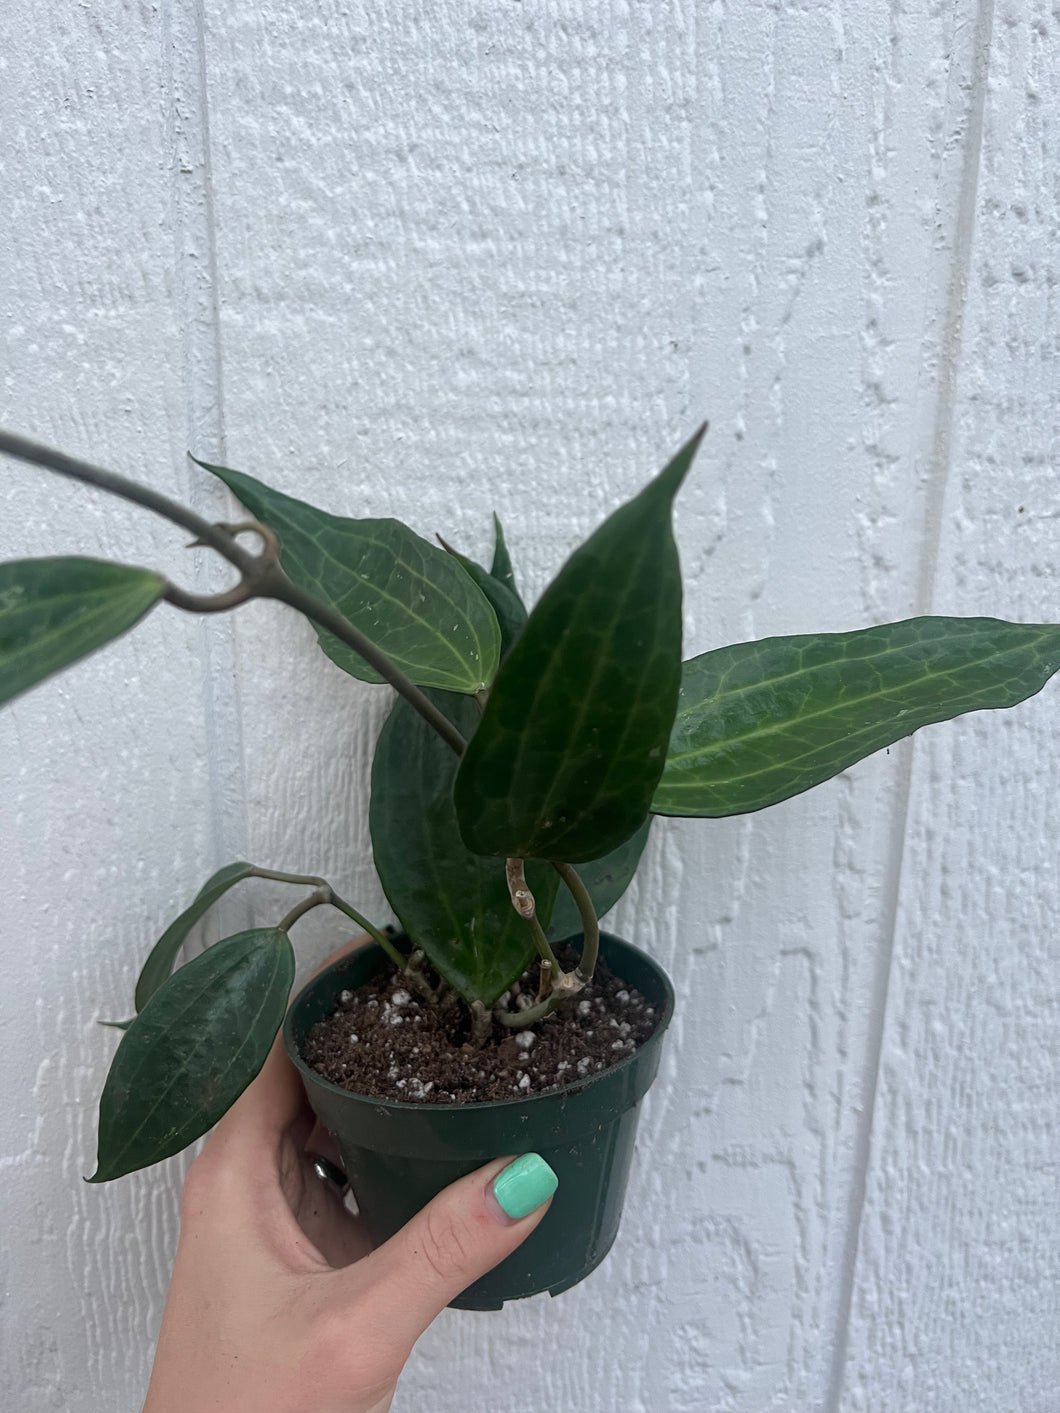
[0,4,1054,1410]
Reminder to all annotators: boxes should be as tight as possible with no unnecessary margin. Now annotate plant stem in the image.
[404,948,441,1005]
[278,887,331,933]
[552,861,600,982]
[329,896,406,971]
[496,969,586,1029]
[163,520,282,613]
[496,860,601,1027]
[250,866,333,887]
[248,866,407,970]
[0,429,469,758]
[469,999,492,1047]
[262,571,467,757]
[535,958,555,1003]
[163,581,255,613]
[505,858,563,980]
[0,430,260,574]
[526,915,558,976]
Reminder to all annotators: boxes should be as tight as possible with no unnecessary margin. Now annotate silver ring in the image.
[310,1155,350,1194]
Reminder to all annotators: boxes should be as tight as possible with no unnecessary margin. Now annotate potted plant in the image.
[2,424,1057,1308]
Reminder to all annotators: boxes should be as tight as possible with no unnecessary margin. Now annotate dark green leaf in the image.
[489,513,519,598]
[453,427,706,862]
[90,928,294,1182]
[371,691,558,1005]
[135,862,256,1012]
[547,816,653,943]
[0,558,164,707]
[199,461,501,693]
[438,537,527,659]
[653,617,1060,817]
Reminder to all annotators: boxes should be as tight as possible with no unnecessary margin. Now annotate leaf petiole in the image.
[259,869,406,971]
[551,861,600,983]
[505,857,563,985]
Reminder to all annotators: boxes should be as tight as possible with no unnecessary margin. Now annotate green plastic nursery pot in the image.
[283,932,674,1310]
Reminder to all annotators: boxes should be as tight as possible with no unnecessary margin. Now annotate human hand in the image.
[142,942,557,1413]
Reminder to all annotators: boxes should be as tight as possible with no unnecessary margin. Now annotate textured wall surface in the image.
[1,3,1056,1411]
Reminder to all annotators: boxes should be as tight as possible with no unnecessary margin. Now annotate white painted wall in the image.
[2,3,1056,1410]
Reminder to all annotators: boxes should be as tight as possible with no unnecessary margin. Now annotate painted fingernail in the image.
[491,1153,559,1220]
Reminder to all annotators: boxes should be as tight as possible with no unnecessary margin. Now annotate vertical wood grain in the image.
[837,5,1059,1409]
[1,1,236,1407]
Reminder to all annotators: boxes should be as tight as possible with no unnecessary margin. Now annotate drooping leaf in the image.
[438,536,527,658]
[90,928,294,1182]
[546,815,653,943]
[199,461,501,693]
[489,513,519,598]
[453,427,706,862]
[0,558,164,707]
[652,617,1060,817]
[135,862,256,1012]
[370,691,558,1006]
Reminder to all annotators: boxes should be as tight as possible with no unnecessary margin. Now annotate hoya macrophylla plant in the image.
[1,425,1058,1181]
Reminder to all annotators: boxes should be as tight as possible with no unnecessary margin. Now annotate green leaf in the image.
[547,816,653,943]
[438,536,527,659]
[135,862,256,1012]
[0,557,165,707]
[370,691,558,1006]
[90,928,294,1182]
[199,461,501,693]
[489,513,519,598]
[453,427,706,862]
[653,617,1060,817]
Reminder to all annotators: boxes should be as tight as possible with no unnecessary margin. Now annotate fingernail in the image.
[491,1153,559,1221]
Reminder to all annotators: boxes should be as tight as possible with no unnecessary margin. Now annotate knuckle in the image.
[415,1206,473,1284]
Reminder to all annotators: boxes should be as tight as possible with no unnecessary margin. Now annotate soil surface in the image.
[301,948,661,1104]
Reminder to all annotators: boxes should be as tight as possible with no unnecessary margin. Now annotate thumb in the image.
[353,1153,558,1340]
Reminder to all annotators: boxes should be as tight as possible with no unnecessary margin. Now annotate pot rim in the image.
[283,932,675,1116]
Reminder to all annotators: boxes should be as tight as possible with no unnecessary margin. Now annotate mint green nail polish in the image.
[492,1153,559,1220]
